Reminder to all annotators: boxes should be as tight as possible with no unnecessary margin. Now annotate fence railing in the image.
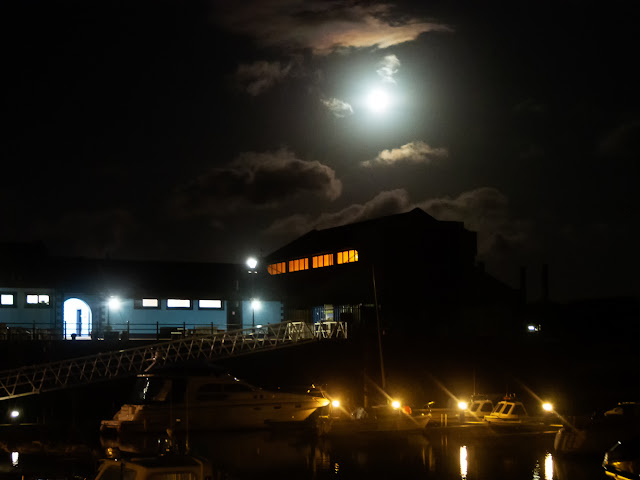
[0,320,347,400]
[0,321,240,341]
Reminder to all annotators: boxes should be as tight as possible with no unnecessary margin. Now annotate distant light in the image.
[542,402,553,412]
[256,324,263,329]
[527,324,539,332]
[331,400,340,408]
[11,451,19,467]
[246,257,258,270]
[108,296,121,310]
[391,400,401,409]
[251,299,261,311]
[458,401,468,410]
[10,410,20,419]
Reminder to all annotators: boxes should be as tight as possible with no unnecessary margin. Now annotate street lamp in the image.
[107,295,120,332]
[251,299,261,328]
[246,257,258,272]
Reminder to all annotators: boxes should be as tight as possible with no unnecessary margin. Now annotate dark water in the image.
[0,426,608,480]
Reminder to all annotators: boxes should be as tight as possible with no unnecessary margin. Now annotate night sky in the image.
[3,0,639,303]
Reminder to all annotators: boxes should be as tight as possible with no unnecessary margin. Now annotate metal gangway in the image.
[0,321,347,401]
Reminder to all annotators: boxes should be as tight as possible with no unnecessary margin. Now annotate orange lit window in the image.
[268,262,286,275]
[288,258,309,272]
[337,249,359,264]
[312,253,334,268]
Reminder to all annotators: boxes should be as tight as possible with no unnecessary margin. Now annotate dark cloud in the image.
[598,120,640,159]
[264,189,412,237]
[235,60,295,96]
[171,148,342,217]
[216,0,451,55]
[417,187,534,257]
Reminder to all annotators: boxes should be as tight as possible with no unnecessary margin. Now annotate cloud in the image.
[417,187,533,257]
[364,141,448,166]
[321,97,354,117]
[216,1,452,55]
[377,54,400,83]
[265,187,534,260]
[265,189,411,237]
[235,60,293,96]
[598,120,640,159]
[171,148,342,216]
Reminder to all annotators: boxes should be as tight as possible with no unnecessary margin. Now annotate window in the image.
[268,262,286,275]
[198,299,222,309]
[167,298,192,309]
[26,294,50,306]
[312,253,334,268]
[288,258,309,272]
[0,293,16,307]
[134,298,160,309]
[337,249,359,264]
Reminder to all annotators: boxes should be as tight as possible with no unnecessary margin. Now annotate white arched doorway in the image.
[63,298,92,339]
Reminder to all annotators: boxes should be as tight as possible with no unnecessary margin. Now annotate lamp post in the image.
[246,257,258,328]
[251,299,261,328]
[107,296,120,336]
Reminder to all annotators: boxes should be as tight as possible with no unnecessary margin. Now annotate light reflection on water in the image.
[0,428,607,479]
[460,445,468,479]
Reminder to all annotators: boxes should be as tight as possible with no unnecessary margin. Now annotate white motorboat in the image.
[484,397,530,425]
[100,368,330,435]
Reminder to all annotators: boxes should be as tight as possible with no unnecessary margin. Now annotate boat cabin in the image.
[484,399,529,424]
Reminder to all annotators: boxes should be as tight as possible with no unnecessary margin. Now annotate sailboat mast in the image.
[372,265,386,391]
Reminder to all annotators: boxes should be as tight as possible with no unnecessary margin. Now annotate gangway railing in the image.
[0,321,347,401]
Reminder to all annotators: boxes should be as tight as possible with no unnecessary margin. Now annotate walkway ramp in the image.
[0,321,347,401]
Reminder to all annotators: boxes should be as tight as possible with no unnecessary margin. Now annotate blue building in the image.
[0,242,282,340]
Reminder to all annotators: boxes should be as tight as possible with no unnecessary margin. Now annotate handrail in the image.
[0,321,347,401]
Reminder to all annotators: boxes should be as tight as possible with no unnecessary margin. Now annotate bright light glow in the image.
[528,325,536,331]
[11,451,19,467]
[391,400,401,409]
[167,299,190,308]
[366,88,390,113]
[63,298,92,339]
[331,400,340,408]
[542,402,553,412]
[199,299,222,309]
[10,410,20,418]
[26,294,49,305]
[108,296,121,310]
[544,452,553,480]
[251,299,262,311]
[1,294,14,306]
[460,446,468,479]
[246,257,258,269]
[142,298,159,308]
[458,401,468,410]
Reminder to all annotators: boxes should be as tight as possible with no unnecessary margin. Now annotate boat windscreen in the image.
[130,377,172,403]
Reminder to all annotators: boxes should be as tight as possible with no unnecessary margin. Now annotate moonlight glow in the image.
[366,88,390,113]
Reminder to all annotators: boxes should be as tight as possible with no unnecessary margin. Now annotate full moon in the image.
[366,88,390,113]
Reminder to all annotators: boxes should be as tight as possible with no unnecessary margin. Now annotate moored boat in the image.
[100,367,330,435]
[555,401,640,456]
